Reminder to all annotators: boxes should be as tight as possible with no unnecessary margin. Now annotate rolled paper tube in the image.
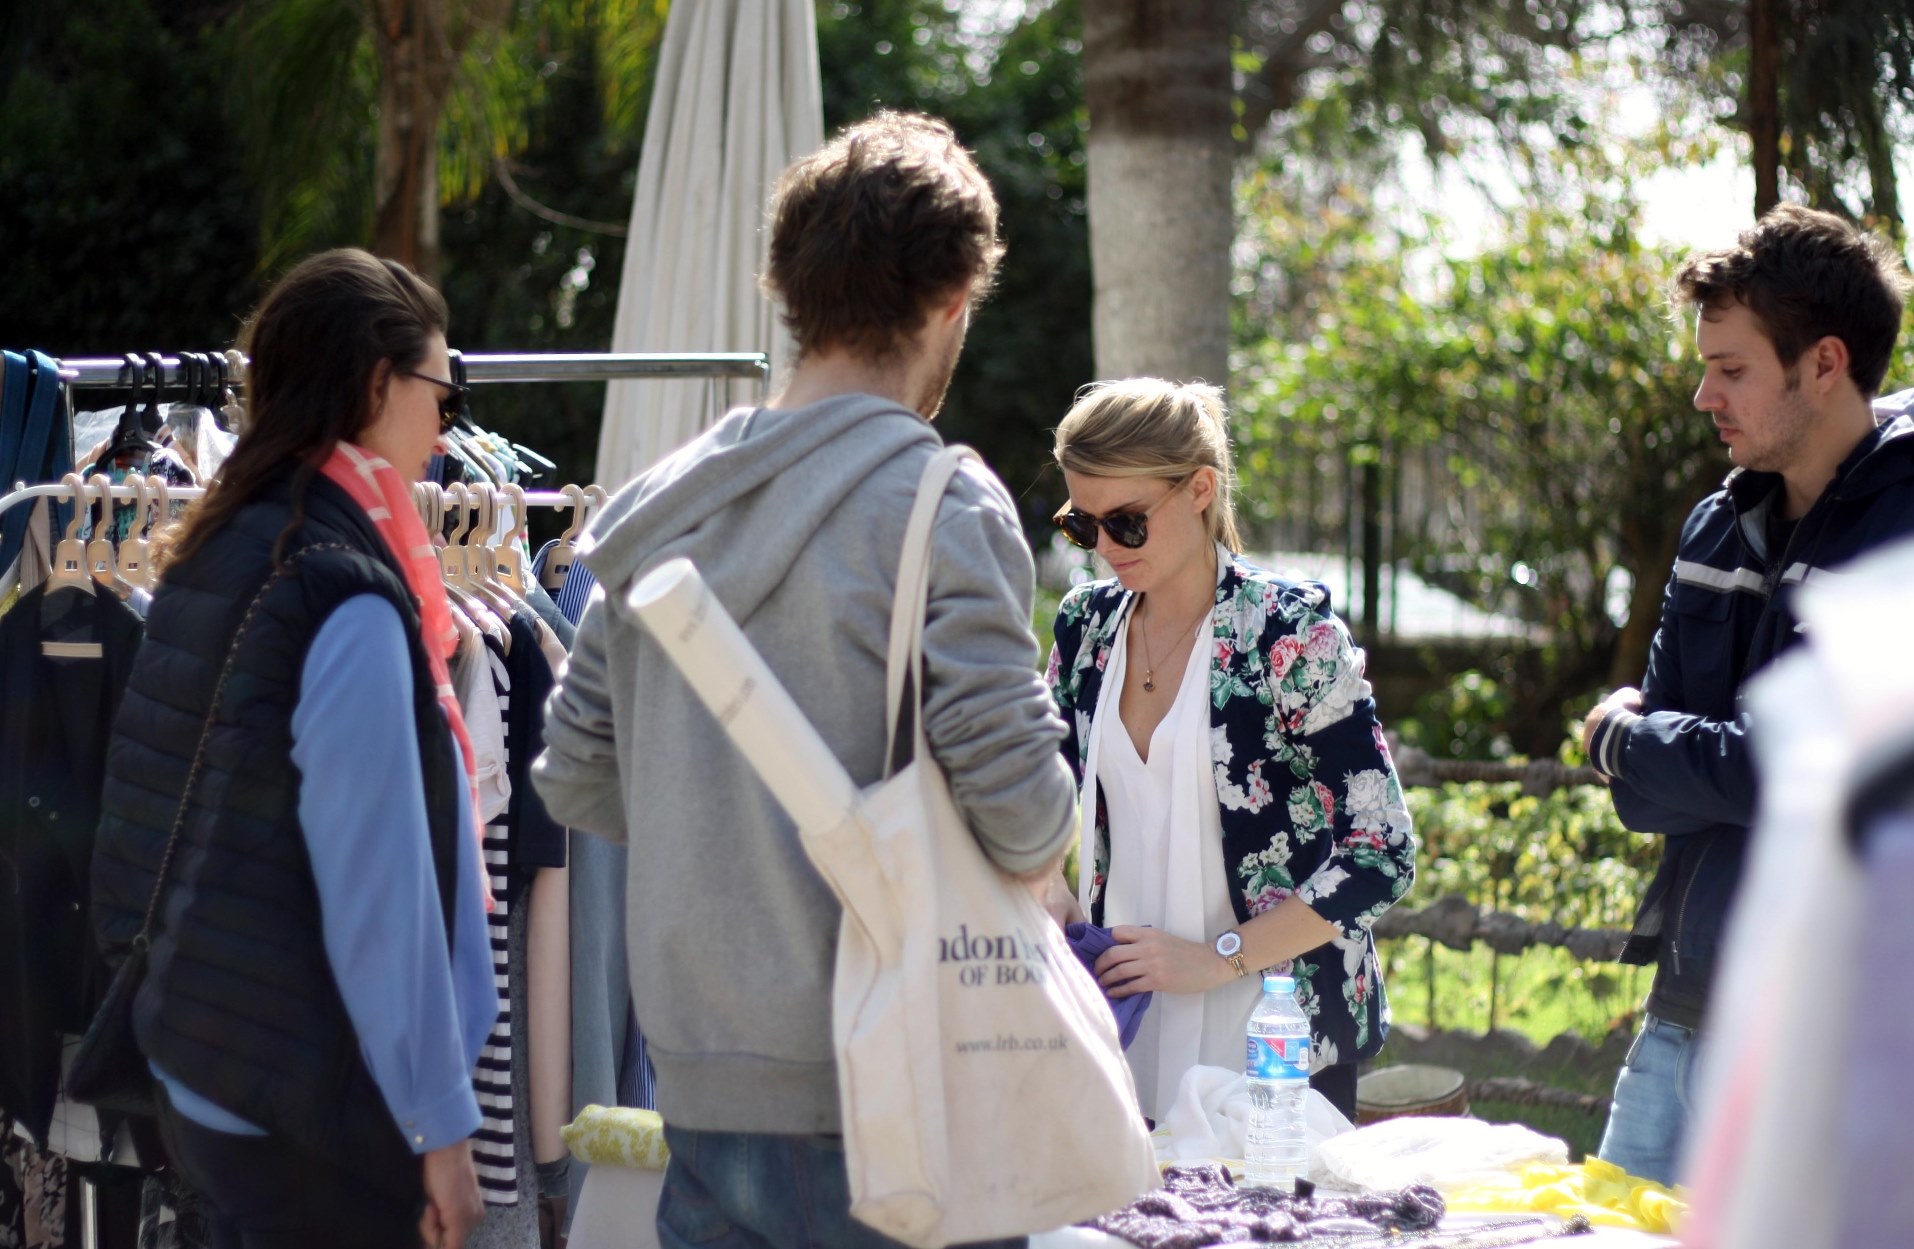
[624,557,862,837]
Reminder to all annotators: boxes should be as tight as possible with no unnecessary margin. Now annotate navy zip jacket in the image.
[1589,414,1914,1029]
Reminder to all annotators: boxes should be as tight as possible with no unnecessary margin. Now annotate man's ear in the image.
[1808,334,1852,395]
[936,281,973,327]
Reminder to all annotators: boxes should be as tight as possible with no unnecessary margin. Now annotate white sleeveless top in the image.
[1093,601,1262,1122]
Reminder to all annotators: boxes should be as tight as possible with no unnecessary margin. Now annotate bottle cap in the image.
[1262,973,1295,995]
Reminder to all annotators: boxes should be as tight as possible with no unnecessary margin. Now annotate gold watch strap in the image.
[1225,951,1248,977]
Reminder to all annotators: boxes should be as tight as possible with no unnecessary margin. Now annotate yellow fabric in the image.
[561,1105,671,1170]
[1445,1157,1686,1234]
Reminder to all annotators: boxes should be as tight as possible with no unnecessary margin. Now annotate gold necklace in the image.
[1136,595,1212,693]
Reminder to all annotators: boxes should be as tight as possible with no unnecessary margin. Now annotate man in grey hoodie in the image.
[532,112,1079,1249]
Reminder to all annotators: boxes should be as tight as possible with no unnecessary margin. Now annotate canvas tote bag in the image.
[626,445,1158,1247]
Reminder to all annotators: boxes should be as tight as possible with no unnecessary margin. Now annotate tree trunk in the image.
[372,0,459,277]
[1082,0,1235,386]
[1749,0,1782,218]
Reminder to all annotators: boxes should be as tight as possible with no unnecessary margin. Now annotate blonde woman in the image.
[1044,379,1416,1122]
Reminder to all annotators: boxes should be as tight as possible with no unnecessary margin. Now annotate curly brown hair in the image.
[1674,203,1912,397]
[762,110,1002,363]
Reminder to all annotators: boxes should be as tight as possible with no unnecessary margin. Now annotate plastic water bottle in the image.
[1244,972,1310,1190]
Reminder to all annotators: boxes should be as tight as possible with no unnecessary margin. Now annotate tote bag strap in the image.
[882,444,978,780]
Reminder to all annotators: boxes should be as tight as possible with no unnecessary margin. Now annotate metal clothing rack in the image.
[53,350,770,387]
[0,481,600,516]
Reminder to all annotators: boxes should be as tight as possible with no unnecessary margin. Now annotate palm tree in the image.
[227,0,667,277]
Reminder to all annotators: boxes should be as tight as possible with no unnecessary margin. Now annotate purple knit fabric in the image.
[1066,921,1152,1050]
[1089,1165,1446,1249]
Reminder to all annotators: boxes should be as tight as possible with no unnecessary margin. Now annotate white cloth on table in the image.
[1312,1116,1569,1193]
[1160,1063,1352,1164]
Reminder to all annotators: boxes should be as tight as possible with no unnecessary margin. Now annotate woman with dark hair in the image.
[92,248,495,1249]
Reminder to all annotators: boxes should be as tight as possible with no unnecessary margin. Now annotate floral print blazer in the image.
[1044,551,1417,1067]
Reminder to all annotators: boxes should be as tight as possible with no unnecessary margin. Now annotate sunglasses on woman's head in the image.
[1052,479,1187,551]
[405,370,471,433]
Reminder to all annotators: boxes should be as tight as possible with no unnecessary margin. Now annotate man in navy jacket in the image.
[1581,203,1914,1186]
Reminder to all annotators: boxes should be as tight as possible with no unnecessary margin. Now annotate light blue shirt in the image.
[154,593,498,1153]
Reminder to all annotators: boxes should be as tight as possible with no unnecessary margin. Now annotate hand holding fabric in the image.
[1095,925,1231,997]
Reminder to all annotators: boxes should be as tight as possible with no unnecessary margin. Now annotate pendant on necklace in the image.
[1143,672,1155,693]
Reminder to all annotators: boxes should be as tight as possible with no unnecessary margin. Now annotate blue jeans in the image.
[658,1126,1026,1249]
[1597,1013,1702,1187]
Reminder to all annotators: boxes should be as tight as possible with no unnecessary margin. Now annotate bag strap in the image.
[129,542,355,949]
[882,445,977,780]
[0,351,47,573]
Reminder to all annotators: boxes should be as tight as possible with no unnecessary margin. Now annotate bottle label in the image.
[1247,1034,1310,1081]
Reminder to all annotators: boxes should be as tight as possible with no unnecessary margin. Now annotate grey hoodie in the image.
[531,394,1078,1134]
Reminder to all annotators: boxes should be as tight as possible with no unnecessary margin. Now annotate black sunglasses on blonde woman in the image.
[1052,477,1189,551]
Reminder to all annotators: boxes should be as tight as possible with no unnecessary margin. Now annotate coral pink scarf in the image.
[318,442,489,903]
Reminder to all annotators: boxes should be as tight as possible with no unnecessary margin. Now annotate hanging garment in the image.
[532,543,659,1123]
[0,583,143,1146]
[551,558,597,630]
[464,632,519,1206]
[0,352,72,583]
[0,1120,67,1249]
[505,606,566,875]
[1679,536,1914,1249]
[504,604,573,1187]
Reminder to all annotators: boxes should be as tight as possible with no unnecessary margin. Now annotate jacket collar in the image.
[1725,413,1914,515]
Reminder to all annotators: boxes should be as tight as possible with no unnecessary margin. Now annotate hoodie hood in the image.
[578,393,939,622]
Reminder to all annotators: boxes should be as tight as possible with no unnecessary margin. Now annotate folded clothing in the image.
[1065,921,1152,1049]
[1312,1115,1569,1193]
[561,1105,670,1170]
[1445,1157,1686,1234]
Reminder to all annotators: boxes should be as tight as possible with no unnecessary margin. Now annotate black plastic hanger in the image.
[138,351,166,434]
[101,354,156,465]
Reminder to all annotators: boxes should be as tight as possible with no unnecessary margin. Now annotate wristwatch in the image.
[1214,930,1248,978]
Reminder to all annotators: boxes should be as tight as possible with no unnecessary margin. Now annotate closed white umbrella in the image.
[594,0,823,489]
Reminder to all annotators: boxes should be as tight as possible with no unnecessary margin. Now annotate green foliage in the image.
[226,0,377,271]
[1233,132,1726,749]
[1396,670,1512,761]
[1374,774,1655,1103]
[1654,0,1914,227]
[0,0,262,353]
[1406,780,1657,931]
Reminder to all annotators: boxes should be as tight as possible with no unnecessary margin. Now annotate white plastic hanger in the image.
[492,483,529,598]
[441,483,474,590]
[46,473,96,596]
[540,484,588,590]
[116,477,152,588]
[85,474,133,595]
